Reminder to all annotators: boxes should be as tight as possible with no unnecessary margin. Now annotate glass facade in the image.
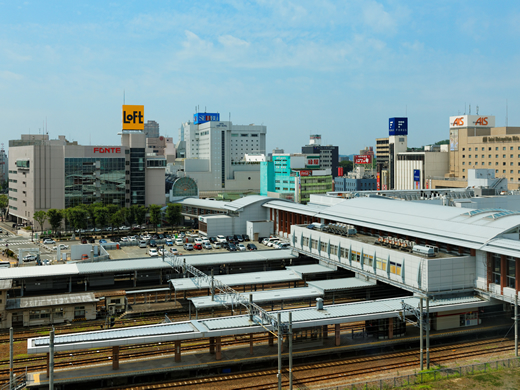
[129,148,145,205]
[65,158,126,208]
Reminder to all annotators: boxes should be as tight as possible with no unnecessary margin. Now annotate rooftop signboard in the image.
[194,113,220,125]
[449,115,495,129]
[122,105,144,130]
[389,117,408,136]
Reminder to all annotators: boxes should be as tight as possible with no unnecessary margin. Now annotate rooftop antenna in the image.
[464,102,466,115]
[476,105,479,115]
[405,105,407,116]
[469,104,471,115]
[123,90,125,105]
[506,99,509,126]
[229,112,231,122]
[205,106,206,113]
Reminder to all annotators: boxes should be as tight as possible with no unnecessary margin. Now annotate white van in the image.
[138,240,148,248]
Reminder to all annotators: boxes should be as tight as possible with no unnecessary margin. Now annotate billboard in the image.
[194,113,220,124]
[414,169,421,190]
[122,105,144,130]
[377,172,380,190]
[354,155,372,164]
[449,115,495,129]
[300,170,312,177]
[389,117,408,136]
[305,156,320,167]
[450,129,459,151]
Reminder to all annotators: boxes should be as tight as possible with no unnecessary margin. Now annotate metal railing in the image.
[0,371,27,390]
[319,356,520,390]
[164,254,285,335]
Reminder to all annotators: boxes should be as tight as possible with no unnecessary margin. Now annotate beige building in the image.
[431,114,520,190]
[8,132,166,226]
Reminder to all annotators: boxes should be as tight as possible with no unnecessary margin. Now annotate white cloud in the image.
[362,1,397,34]
[218,35,250,48]
[0,70,23,80]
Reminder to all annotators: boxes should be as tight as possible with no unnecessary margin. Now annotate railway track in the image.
[99,337,517,390]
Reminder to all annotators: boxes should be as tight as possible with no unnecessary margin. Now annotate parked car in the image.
[209,237,217,244]
[247,243,258,251]
[194,243,203,250]
[175,238,184,246]
[242,234,250,241]
[165,239,174,246]
[228,243,237,252]
[120,237,129,242]
[213,242,222,249]
[52,244,69,251]
[158,248,164,256]
[138,240,148,248]
[267,240,280,248]
[226,235,234,243]
[237,243,246,251]
[23,254,38,262]
[220,242,230,250]
[43,239,55,245]
[148,248,158,257]
[234,234,244,242]
[158,234,165,239]
[194,237,203,244]
[170,247,179,255]
[183,243,194,251]
[217,235,227,243]
[278,243,291,249]
[149,239,157,247]
[203,242,213,250]
[99,239,107,244]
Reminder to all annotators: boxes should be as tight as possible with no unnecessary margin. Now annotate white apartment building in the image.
[175,117,266,194]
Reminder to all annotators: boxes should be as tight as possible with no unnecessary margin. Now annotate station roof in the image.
[265,197,520,249]
[177,249,297,267]
[306,277,376,292]
[482,238,520,258]
[178,195,270,213]
[0,251,296,281]
[169,269,313,292]
[27,294,496,354]
[6,293,97,310]
[189,287,323,309]
[285,264,337,274]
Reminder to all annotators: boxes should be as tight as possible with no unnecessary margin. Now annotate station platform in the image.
[26,317,513,389]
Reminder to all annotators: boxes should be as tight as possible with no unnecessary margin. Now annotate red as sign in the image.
[354,155,372,164]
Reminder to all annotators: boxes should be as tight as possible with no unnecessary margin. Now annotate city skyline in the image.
[1,1,519,155]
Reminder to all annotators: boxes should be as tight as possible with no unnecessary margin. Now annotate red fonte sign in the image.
[94,147,121,153]
[354,155,372,164]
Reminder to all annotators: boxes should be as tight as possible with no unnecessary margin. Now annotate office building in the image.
[172,113,266,196]
[301,135,339,178]
[8,115,166,226]
[144,120,160,138]
[395,145,449,190]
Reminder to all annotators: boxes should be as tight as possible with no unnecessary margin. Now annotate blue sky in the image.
[1,1,519,155]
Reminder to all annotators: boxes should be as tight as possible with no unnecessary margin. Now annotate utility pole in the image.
[515,295,518,357]
[419,298,424,371]
[289,312,293,390]
[49,329,55,390]
[278,312,282,390]
[9,327,13,389]
[426,297,430,369]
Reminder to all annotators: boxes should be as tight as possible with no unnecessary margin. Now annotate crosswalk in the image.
[3,240,34,246]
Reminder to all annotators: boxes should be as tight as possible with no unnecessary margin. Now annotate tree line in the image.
[32,203,183,237]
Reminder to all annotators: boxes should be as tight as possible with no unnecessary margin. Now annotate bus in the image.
[0,261,11,268]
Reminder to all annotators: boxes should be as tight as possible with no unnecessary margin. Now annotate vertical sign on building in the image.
[413,169,421,190]
[377,172,380,191]
[389,117,408,136]
[122,105,145,130]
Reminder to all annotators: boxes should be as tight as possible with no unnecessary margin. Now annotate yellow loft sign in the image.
[122,105,144,130]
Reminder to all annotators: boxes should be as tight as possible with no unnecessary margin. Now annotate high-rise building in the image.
[0,144,7,189]
[376,118,408,190]
[171,113,266,195]
[144,120,160,138]
[261,153,333,203]
[301,134,339,178]
[8,131,166,226]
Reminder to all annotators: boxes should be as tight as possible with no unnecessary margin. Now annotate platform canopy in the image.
[189,287,323,310]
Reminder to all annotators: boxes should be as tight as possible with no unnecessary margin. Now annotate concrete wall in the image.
[145,166,166,206]
[247,220,273,241]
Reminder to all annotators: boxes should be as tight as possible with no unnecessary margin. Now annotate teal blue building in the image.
[260,155,296,198]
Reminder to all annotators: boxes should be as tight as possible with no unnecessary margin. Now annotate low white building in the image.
[396,145,449,190]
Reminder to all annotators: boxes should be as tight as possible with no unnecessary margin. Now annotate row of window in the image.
[301,237,403,276]
[464,146,520,151]
[492,254,516,289]
[463,162,520,166]
[463,154,520,158]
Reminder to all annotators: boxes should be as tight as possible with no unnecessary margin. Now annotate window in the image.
[74,306,86,318]
[496,147,499,151]
[496,155,499,158]
[503,147,506,150]
[469,147,472,151]
[462,169,465,172]
[462,155,465,158]
[511,147,514,151]
[376,258,387,271]
[489,162,491,165]
[493,255,501,284]
[489,155,491,158]
[503,170,506,173]
[462,162,465,165]
[512,155,515,158]
[503,155,506,158]
[468,155,471,158]
[389,262,402,276]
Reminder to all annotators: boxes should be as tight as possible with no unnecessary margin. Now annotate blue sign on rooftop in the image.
[389,117,408,136]
[194,113,220,125]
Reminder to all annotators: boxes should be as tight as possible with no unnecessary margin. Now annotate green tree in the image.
[435,139,450,145]
[67,207,88,238]
[0,194,7,220]
[33,210,48,234]
[165,203,182,233]
[95,207,109,230]
[47,209,63,235]
[338,160,353,173]
[149,204,162,233]
[132,205,147,233]
[110,209,124,231]
[121,207,133,227]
